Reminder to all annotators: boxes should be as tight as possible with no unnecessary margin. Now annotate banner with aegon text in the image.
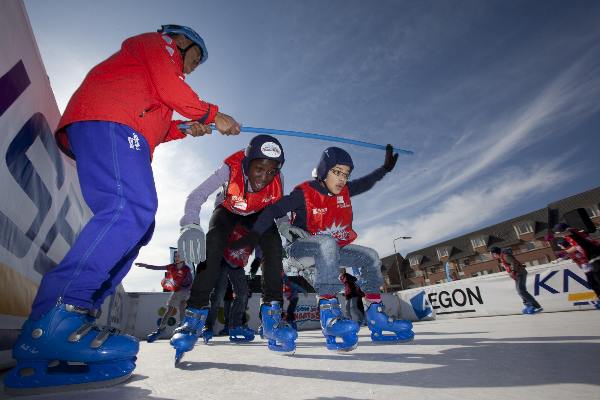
[0,1,92,368]
[397,260,596,321]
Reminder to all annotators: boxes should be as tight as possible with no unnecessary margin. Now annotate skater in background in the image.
[136,251,193,342]
[553,223,600,308]
[171,135,297,362]
[489,246,543,314]
[232,145,414,352]
[5,24,240,393]
[202,224,255,343]
[282,272,307,330]
[339,268,365,325]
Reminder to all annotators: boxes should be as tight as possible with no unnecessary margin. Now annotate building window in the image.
[471,237,487,249]
[524,242,536,251]
[477,253,493,262]
[586,205,600,218]
[436,248,449,260]
[514,222,534,236]
[409,256,420,267]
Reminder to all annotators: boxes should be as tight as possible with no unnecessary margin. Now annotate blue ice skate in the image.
[229,326,255,342]
[366,302,414,342]
[170,307,208,364]
[260,301,297,353]
[4,303,138,396]
[319,298,359,352]
[523,305,543,314]
[146,327,165,343]
[201,326,213,344]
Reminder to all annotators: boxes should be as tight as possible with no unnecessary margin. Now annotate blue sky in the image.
[24,0,600,291]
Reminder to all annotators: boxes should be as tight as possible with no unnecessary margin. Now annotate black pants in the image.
[586,260,600,298]
[514,271,541,308]
[286,296,299,322]
[188,206,284,308]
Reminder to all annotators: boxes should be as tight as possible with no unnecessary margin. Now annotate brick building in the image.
[382,186,600,291]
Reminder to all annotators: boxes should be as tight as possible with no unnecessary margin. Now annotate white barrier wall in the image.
[397,260,596,321]
[0,1,94,368]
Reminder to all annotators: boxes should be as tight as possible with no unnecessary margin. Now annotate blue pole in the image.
[177,123,414,155]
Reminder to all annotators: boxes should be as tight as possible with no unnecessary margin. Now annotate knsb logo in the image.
[534,268,594,307]
[293,304,319,322]
[128,132,141,151]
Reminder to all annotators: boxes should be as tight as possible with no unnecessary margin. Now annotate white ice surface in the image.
[2,310,599,400]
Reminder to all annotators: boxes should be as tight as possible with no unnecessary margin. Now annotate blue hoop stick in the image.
[178,123,414,155]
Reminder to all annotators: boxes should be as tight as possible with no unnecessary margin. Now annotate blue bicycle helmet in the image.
[158,24,208,64]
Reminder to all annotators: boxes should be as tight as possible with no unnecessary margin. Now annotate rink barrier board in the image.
[0,1,93,369]
[396,260,597,321]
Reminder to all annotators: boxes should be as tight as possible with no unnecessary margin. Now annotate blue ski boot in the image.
[260,301,297,353]
[201,326,213,344]
[4,303,138,396]
[146,326,165,343]
[319,298,359,352]
[366,302,414,342]
[170,307,208,364]
[229,326,255,342]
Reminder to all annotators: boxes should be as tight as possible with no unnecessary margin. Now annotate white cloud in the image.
[356,159,575,258]
[358,46,600,226]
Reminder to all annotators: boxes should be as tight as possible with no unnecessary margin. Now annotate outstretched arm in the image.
[135,263,168,271]
[347,144,398,196]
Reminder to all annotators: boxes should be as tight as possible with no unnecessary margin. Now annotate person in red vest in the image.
[282,272,307,330]
[171,135,297,362]
[231,145,414,351]
[553,223,600,309]
[339,268,365,325]
[202,224,256,343]
[489,246,543,314]
[5,24,240,393]
[136,251,193,342]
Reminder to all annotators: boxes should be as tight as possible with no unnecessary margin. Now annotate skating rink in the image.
[2,310,599,400]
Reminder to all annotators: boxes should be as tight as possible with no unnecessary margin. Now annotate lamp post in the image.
[393,236,412,291]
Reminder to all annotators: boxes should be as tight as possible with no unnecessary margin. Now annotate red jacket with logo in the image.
[161,263,192,292]
[223,224,253,268]
[293,181,357,247]
[56,32,219,159]
[221,151,283,215]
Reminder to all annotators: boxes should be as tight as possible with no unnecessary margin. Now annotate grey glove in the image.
[278,220,310,242]
[178,224,206,265]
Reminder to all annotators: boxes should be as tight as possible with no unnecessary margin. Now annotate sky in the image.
[24,0,600,291]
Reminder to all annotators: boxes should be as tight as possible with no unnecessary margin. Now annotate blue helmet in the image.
[243,135,285,173]
[158,24,208,64]
[314,147,354,181]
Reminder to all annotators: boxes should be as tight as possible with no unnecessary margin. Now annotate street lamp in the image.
[392,236,412,291]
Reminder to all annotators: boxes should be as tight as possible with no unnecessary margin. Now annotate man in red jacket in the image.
[5,25,240,394]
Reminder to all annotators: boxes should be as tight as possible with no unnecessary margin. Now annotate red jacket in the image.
[56,32,219,159]
[221,151,283,215]
[294,181,357,247]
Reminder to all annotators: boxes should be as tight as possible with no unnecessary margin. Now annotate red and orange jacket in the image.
[221,151,283,216]
[56,32,219,159]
